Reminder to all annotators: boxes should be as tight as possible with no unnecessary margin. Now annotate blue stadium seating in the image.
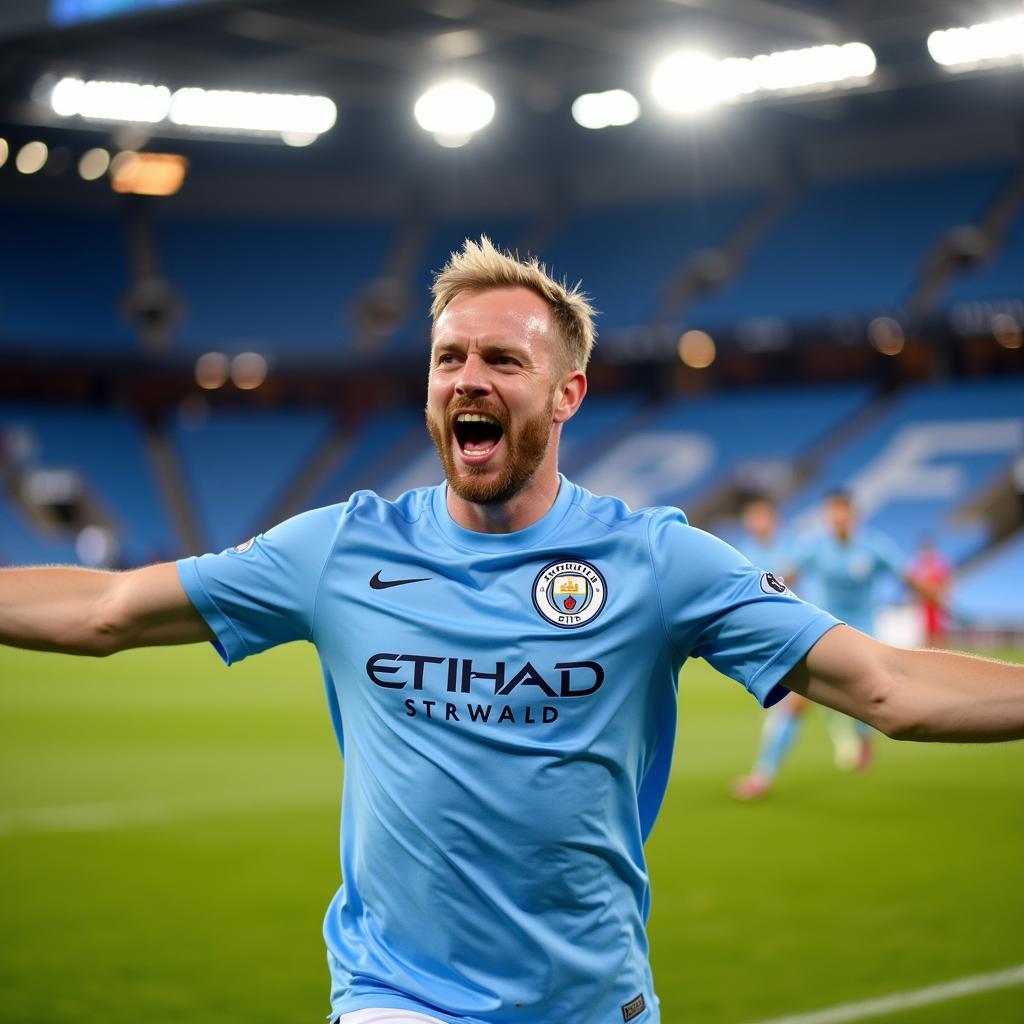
[574,385,874,510]
[0,494,77,567]
[684,164,1014,327]
[171,408,333,553]
[0,206,135,353]
[0,404,177,565]
[783,379,1024,569]
[307,408,427,507]
[541,192,761,329]
[156,215,395,357]
[942,207,1024,306]
[954,530,1024,626]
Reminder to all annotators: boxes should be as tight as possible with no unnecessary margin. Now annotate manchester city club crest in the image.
[532,558,607,629]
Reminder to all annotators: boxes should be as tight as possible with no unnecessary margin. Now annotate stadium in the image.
[0,1,1022,1022]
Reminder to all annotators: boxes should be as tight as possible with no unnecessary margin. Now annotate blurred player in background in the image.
[734,490,939,800]
[737,493,790,576]
[908,536,953,647]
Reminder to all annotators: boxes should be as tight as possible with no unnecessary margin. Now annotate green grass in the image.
[1,644,1022,1024]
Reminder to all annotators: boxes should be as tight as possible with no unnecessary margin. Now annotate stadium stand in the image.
[574,385,874,511]
[955,529,1024,626]
[0,493,77,567]
[683,163,1014,327]
[0,405,176,565]
[304,407,426,509]
[783,378,1024,569]
[539,192,762,329]
[0,205,135,354]
[942,206,1024,306]
[170,407,333,553]
[156,215,396,356]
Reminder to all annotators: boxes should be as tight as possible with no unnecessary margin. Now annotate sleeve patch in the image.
[759,571,788,595]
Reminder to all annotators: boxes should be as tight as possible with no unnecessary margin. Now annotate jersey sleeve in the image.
[176,504,343,665]
[648,509,840,707]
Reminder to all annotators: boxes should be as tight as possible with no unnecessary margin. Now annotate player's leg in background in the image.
[825,709,874,772]
[733,692,810,800]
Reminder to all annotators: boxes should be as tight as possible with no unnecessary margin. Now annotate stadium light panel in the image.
[15,140,48,174]
[652,41,876,114]
[44,76,336,143]
[414,82,495,147]
[0,138,7,168]
[169,88,337,139]
[50,77,171,122]
[571,89,640,130]
[110,151,188,196]
[927,15,1024,70]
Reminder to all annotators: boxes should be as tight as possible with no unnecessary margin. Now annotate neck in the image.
[446,447,562,534]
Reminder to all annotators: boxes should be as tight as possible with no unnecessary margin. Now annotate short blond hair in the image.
[430,235,596,372]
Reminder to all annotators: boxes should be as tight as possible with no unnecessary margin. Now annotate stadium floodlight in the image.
[678,330,717,368]
[0,138,7,169]
[78,147,110,181]
[652,41,876,114]
[195,352,230,390]
[652,52,729,114]
[927,15,1024,70]
[868,317,905,356]
[571,89,640,130]
[231,352,268,390]
[50,77,171,122]
[414,81,495,148]
[169,88,337,140]
[15,140,48,174]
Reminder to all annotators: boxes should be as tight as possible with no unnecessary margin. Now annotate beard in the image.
[426,392,554,505]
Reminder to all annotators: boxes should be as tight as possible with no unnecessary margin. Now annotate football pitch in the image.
[1,643,1022,1024]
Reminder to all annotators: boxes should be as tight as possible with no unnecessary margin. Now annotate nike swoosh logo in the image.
[370,571,432,590]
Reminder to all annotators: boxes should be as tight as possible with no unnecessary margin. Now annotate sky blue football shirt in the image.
[177,476,839,1024]
[792,529,906,635]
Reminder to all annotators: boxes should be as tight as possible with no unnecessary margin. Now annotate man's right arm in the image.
[0,563,213,657]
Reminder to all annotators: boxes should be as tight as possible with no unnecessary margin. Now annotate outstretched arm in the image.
[784,625,1024,742]
[0,563,213,657]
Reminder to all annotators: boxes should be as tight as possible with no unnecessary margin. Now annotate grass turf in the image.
[1,643,1021,1024]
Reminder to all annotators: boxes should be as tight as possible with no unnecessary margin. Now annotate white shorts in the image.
[335,1011,446,1024]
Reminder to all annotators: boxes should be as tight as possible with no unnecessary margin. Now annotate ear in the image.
[552,369,587,424]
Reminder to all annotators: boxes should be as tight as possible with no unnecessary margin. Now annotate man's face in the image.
[426,287,564,505]
[825,497,855,536]
[742,500,777,542]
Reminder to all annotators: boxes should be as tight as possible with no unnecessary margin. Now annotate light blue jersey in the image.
[793,529,906,635]
[177,477,838,1024]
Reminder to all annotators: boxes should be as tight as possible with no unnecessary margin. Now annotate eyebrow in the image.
[432,339,532,360]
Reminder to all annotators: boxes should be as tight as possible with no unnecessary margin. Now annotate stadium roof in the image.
[0,0,1020,213]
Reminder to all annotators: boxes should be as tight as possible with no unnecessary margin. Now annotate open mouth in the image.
[452,411,505,461]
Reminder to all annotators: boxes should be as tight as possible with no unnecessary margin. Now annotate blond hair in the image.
[430,235,596,372]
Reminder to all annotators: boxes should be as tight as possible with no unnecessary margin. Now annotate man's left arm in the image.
[785,624,1024,743]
